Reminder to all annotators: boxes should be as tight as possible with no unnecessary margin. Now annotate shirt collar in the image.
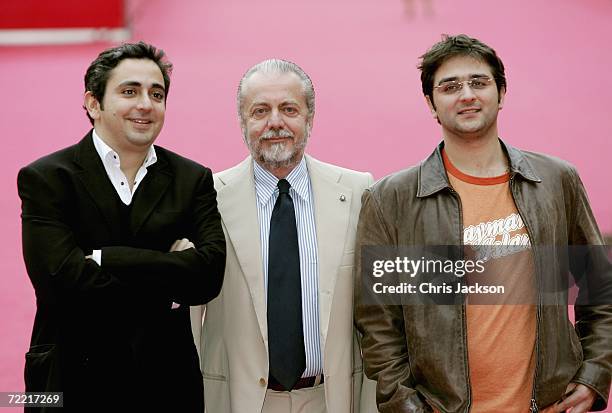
[92,129,157,169]
[253,157,310,206]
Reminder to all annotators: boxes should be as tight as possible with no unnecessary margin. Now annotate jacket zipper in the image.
[510,175,541,413]
[449,187,472,413]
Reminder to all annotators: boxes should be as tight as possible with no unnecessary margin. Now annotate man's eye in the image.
[470,80,486,88]
[253,108,268,117]
[152,91,165,100]
[442,83,460,93]
[122,89,135,95]
[283,107,297,114]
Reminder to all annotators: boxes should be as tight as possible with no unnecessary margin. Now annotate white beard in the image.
[247,128,309,170]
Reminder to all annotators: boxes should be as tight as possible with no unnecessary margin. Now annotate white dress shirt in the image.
[90,129,157,265]
[92,129,157,205]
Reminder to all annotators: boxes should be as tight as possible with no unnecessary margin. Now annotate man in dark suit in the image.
[17,41,226,412]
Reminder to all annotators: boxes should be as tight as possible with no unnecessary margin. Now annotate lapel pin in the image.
[339,194,346,202]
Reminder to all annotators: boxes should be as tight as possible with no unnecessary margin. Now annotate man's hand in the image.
[170,238,195,252]
[544,383,597,413]
[168,238,195,309]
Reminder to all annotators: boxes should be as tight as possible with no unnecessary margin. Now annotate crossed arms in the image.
[18,162,226,306]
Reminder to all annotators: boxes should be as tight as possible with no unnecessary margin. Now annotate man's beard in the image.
[247,128,308,170]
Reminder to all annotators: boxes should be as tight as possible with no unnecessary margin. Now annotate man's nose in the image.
[458,82,477,101]
[267,109,284,128]
[136,93,153,110]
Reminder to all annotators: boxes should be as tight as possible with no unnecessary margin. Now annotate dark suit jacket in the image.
[17,131,226,412]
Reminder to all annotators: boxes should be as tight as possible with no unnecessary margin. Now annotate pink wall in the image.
[1,0,610,408]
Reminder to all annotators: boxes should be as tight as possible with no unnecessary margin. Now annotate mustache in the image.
[260,129,295,140]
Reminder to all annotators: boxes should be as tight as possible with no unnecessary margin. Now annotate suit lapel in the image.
[307,156,352,353]
[73,132,121,237]
[130,154,172,235]
[216,158,268,342]
[74,133,173,237]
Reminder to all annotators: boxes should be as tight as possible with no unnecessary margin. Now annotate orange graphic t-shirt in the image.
[443,149,537,413]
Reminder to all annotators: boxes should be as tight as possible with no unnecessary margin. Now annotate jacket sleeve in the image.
[100,168,226,306]
[567,166,612,411]
[19,164,226,306]
[18,165,126,300]
[354,189,432,413]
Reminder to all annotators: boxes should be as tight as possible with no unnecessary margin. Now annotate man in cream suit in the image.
[192,59,377,412]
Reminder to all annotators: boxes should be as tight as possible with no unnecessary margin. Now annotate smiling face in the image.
[240,71,311,172]
[84,58,166,153]
[427,55,505,143]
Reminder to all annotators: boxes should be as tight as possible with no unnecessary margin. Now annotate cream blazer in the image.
[191,155,378,413]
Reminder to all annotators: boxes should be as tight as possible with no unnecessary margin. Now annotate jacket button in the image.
[259,377,267,386]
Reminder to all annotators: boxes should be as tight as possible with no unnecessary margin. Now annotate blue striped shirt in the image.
[253,158,323,378]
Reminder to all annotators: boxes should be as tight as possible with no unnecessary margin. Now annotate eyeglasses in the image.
[434,77,494,95]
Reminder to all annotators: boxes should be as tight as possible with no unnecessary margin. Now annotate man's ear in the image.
[425,95,437,119]
[306,113,314,134]
[84,91,101,121]
[498,86,506,110]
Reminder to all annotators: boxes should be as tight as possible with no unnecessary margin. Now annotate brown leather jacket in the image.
[355,141,612,412]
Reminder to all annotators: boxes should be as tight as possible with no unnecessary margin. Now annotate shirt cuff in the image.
[92,249,102,266]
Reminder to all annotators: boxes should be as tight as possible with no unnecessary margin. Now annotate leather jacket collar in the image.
[417,139,542,198]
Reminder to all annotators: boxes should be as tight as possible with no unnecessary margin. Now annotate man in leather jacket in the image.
[354,34,611,413]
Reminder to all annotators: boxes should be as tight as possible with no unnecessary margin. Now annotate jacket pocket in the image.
[340,250,355,267]
[24,344,60,392]
[202,372,227,381]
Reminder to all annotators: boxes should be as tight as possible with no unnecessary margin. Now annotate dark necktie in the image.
[267,179,305,391]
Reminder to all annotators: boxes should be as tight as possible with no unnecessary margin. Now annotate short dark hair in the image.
[418,34,506,107]
[83,41,173,125]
